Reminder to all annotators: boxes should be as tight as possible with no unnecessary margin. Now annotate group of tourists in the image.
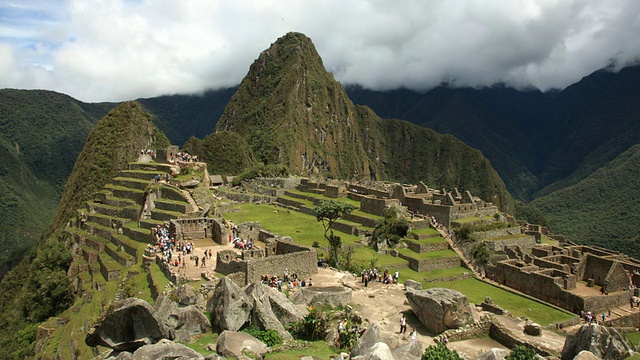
[232,237,253,250]
[169,151,196,163]
[360,268,399,287]
[139,149,155,157]
[581,310,608,325]
[260,269,313,292]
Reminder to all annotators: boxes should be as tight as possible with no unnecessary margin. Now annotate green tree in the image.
[471,242,491,266]
[313,200,355,267]
[422,343,463,360]
[372,207,409,248]
[288,307,328,341]
[505,345,537,360]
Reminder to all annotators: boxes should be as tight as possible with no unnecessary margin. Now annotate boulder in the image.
[524,322,542,336]
[326,327,339,347]
[405,288,474,333]
[155,295,211,337]
[561,324,631,360]
[245,282,306,326]
[203,354,226,360]
[131,339,204,360]
[573,350,602,360]
[292,286,352,308]
[249,291,293,340]
[391,339,423,360]
[404,279,422,291]
[351,323,383,358]
[104,350,134,360]
[173,284,197,306]
[86,298,172,352]
[351,342,394,360]
[475,348,509,360]
[206,277,253,332]
[215,331,268,358]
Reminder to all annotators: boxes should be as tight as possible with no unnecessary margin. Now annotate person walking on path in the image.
[400,314,407,334]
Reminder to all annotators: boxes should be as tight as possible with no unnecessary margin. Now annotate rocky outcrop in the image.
[391,340,423,360]
[155,289,211,340]
[404,279,422,291]
[131,339,204,360]
[246,284,293,340]
[291,286,352,307]
[86,298,172,352]
[246,282,307,325]
[351,323,383,358]
[561,324,631,360]
[475,348,509,360]
[405,288,474,333]
[572,350,601,360]
[524,321,542,336]
[352,342,394,360]
[206,277,253,332]
[215,331,268,358]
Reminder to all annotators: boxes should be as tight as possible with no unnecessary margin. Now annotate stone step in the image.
[104,239,136,267]
[80,245,99,263]
[98,253,122,282]
[83,221,116,241]
[151,208,183,222]
[105,184,145,204]
[87,212,129,229]
[87,201,139,221]
[103,195,137,208]
[110,233,141,260]
[118,169,165,181]
[139,218,166,230]
[123,223,153,242]
[93,189,114,203]
[113,177,152,191]
[128,162,175,174]
[158,185,188,202]
[153,198,189,213]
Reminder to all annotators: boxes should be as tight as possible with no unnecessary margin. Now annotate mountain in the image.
[531,144,640,259]
[0,101,169,359]
[200,32,512,209]
[0,90,115,275]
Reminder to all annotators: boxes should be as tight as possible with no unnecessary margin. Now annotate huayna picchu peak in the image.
[198,32,512,210]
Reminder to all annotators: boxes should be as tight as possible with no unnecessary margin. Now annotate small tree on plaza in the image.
[313,200,355,267]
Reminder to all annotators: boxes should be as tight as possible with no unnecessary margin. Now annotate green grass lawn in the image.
[423,278,576,326]
[410,227,440,236]
[221,204,362,247]
[484,234,530,241]
[286,189,361,208]
[264,340,340,359]
[624,331,640,349]
[406,236,447,244]
[181,333,218,355]
[398,248,458,260]
[352,247,408,269]
[540,235,559,246]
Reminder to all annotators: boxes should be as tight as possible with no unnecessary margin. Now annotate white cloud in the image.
[0,0,639,102]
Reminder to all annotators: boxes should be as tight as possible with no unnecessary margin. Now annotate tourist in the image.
[400,314,407,334]
[602,312,606,322]
[308,278,313,287]
[394,270,399,284]
[411,327,417,341]
[338,320,344,332]
[195,256,199,267]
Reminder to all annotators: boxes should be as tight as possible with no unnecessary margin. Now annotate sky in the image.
[1,0,639,102]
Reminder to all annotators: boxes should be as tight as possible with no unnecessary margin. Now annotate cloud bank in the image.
[1,0,639,102]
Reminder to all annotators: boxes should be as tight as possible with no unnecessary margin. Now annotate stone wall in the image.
[474,226,522,239]
[482,235,536,253]
[342,213,378,227]
[347,184,391,198]
[489,321,554,357]
[406,240,449,253]
[324,184,345,198]
[358,196,400,217]
[215,250,247,276]
[440,317,492,341]
[583,290,631,313]
[213,189,274,204]
[533,257,571,273]
[399,253,461,272]
[155,256,180,285]
[169,217,223,241]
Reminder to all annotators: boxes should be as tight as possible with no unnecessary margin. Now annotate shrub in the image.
[288,308,328,341]
[505,345,537,360]
[242,326,283,347]
[422,343,463,360]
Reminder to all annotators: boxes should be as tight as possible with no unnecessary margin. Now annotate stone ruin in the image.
[486,242,640,314]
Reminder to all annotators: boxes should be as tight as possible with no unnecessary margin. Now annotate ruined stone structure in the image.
[169,218,224,242]
[215,240,318,285]
[487,243,640,313]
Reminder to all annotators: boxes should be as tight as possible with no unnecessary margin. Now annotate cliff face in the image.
[213,32,511,209]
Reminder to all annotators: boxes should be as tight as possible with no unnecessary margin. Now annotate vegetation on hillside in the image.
[532,144,640,258]
[183,131,253,175]
[50,101,169,233]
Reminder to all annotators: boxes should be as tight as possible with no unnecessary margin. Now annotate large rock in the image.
[215,331,268,358]
[155,294,211,338]
[391,340,423,360]
[131,339,204,360]
[573,350,602,360]
[475,348,509,360]
[246,282,307,325]
[405,287,474,333]
[404,279,422,291]
[291,286,352,308]
[561,324,631,360]
[352,342,394,360]
[351,323,383,358]
[246,284,293,340]
[173,284,197,306]
[524,321,542,336]
[206,277,253,332]
[86,298,172,351]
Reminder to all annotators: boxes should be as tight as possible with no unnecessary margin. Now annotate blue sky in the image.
[1,0,639,102]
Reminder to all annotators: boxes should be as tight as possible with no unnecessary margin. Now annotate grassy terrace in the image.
[484,234,530,241]
[286,189,361,207]
[352,247,408,268]
[397,266,470,282]
[540,235,559,246]
[398,248,458,259]
[423,278,575,326]
[406,236,448,244]
[222,204,362,247]
[409,227,440,236]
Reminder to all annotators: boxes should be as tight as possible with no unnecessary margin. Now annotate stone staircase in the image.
[65,161,191,296]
